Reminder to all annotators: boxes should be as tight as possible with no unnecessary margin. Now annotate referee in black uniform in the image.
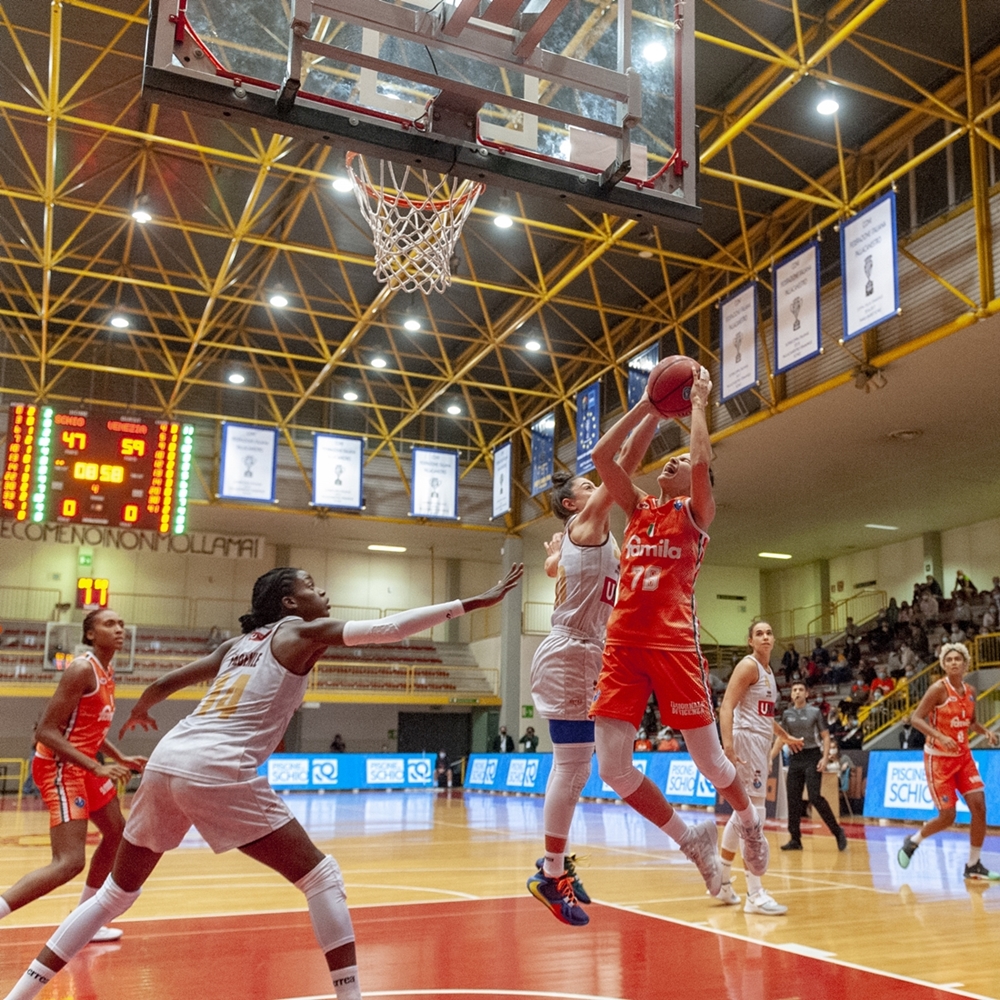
[776,682,848,851]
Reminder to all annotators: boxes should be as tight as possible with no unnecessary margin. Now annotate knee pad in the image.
[682,723,737,789]
[595,717,644,799]
[550,743,594,801]
[721,812,742,854]
[47,877,141,962]
[296,856,354,954]
[95,877,142,919]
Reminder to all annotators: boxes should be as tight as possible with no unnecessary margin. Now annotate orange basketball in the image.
[646,356,697,418]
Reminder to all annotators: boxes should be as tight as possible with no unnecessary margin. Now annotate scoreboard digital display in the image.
[2,404,194,534]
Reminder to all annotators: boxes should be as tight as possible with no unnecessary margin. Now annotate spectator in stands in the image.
[949,622,967,645]
[329,734,346,753]
[953,570,976,597]
[900,642,917,675]
[953,594,973,634]
[886,648,903,676]
[870,667,895,701]
[926,574,943,597]
[919,588,939,623]
[844,617,861,643]
[518,726,539,752]
[899,714,925,750]
[434,750,453,788]
[831,649,851,685]
[886,598,900,630]
[492,725,515,753]
[897,601,912,626]
[990,576,1000,602]
[981,603,998,634]
[812,637,830,672]
[656,727,681,752]
[846,640,862,670]
[781,644,800,684]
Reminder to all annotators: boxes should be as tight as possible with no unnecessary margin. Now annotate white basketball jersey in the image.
[732,655,777,740]
[146,617,309,783]
[551,517,620,639]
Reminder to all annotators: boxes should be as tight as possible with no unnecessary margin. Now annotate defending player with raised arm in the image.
[717,621,803,914]
[2,564,522,1000]
[0,609,145,942]
[588,364,770,897]
[897,642,1000,880]
[527,415,660,927]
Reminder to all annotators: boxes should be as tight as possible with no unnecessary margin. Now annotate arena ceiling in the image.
[0,0,999,567]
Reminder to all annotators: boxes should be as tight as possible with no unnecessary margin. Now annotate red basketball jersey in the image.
[36,653,116,761]
[604,495,709,650]
[925,677,975,757]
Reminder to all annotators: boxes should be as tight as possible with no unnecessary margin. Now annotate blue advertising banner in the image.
[575,383,600,475]
[260,753,435,791]
[530,414,555,496]
[863,750,1000,824]
[627,345,659,409]
[464,753,717,806]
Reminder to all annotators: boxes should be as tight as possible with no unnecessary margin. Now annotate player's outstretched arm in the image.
[543,532,563,577]
[688,366,716,531]
[119,638,240,738]
[592,394,659,516]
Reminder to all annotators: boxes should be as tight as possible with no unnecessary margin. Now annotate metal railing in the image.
[972,680,1000,746]
[802,589,887,646]
[0,586,63,621]
[0,758,27,809]
[973,631,1000,670]
[310,660,499,697]
[858,661,938,744]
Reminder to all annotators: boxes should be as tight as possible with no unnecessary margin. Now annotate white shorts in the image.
[530,628,603,720]
[733,729,771,801]
[123,769,294,854]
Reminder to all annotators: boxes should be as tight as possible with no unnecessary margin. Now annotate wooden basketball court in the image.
[2,791,998,999]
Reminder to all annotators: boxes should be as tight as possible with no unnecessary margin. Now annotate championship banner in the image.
[410,447,458,520]
[491,441,512,520]
[627,345,659,409]
[530,414,555,497]
[218,423,277,502]
[773,242,822,374]
[719,282,757,402]
[575,383,600,475]
[840,190,900,341]
[312,434,363,509]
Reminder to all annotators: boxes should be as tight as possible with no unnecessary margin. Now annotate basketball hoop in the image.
[346,153,485,295]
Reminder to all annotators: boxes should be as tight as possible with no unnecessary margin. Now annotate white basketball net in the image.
[346,153,485,294]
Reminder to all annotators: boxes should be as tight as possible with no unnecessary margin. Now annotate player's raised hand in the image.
[462,563,524,613]
[543,532,563,558]
[690,365,712,409]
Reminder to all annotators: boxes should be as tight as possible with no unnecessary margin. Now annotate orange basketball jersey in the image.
[36,652,116,761]
[604,495,709,650]
[925,677,975,757]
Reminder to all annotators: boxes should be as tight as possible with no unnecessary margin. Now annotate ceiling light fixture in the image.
[371,356,387,368]
[368,544,407,553]
[817,97,840,115]
[525,339,541,351]
[110,316,129,329]
[343,390,359,401]
[638,249,654,259]
[643,41,667,63]
[864,523,899,531]
[227,372,246,384]
[131,204,152,224]
[494,192,514,229]
[332,176,353,193]
[758,552,792,560]
[446,404,462,415]
[269,293,288,308]
[404,318,421,332]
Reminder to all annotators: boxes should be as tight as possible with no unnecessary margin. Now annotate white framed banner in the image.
[575,383,600,475]
[840,190,900,341]
[410,447,458,520]
[627,344,659,409]
[491,441,512,520]
[530,414,555,497]
[312,434,363,509]
[773,242,822,374]
[218,423,277,502]
[719,282,757,402]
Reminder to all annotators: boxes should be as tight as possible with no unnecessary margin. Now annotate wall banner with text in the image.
[530,414,555,497]
[491,441,512,520]
[312,434,363,509]
[410,447,458,520]
[773,242,822,374]
[840,190,900,341]
[218,423,277,502]
[719,282,757,402]
[575,383,600,475]
[627,345,659,409]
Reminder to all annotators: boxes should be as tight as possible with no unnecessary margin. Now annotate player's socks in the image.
[0,897,11,920]
[542,852,565,879]
[719,857,733,884]
[968,846,982,866]
[661,812,689,844]
[3,960,58,1000]
[735,803,758,826]
[745,872,763,896]
[911,832,924,845]
[330,965,362,1000]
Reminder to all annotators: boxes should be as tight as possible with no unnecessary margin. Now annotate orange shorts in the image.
[590,644,715,730]
[33,756,117,829]
[924,752,984,811]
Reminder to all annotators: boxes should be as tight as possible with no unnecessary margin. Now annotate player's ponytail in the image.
[239,567,300,633]
[551,472,577,522]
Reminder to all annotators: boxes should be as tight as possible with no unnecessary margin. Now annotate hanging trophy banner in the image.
[719,283,757,402]
[575,383,600,475]
[312,434,363,509]
[491,441,512,520]
[841,190,900,341]
[218,423,278,502]
[410,447,459,520]
[773,242,822,374]
[530,414,555,497]
[627,345,659,408]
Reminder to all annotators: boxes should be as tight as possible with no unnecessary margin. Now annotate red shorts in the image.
[33,756,118,829]
[924,752,984,811]
[590,644,715,730]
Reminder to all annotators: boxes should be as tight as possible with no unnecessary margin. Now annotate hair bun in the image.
[551,471,573,487]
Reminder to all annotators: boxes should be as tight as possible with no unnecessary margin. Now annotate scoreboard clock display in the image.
[2,404,194,534]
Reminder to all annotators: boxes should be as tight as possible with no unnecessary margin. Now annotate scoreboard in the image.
[2,404,194,534]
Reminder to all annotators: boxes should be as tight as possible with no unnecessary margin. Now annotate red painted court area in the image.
[0,897,970,1000]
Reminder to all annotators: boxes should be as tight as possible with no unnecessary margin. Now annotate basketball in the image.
[646,356,697,418]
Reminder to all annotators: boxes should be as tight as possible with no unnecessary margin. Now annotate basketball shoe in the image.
[897,835,918,869]
[527,870,589,926]
[535,854,591,904]
[740,816,770,876]
[744,890,788,916]
[715,882,741,906]
[90,926,123,942]
[963,860,1000,881]
[679,819,723,897]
